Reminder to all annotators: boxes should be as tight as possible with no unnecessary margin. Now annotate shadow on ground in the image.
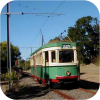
[80,73,85,75]
[22,72,31,78]
[6,86,50,99]
[5,72,99,99]
[57,79,99,91]
[79,79,99,90]
[5,72,50,99]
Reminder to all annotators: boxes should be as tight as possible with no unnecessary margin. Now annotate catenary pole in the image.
[3,2,65,80]
[7,3,11,72]
[40,29,43,46]
[7,3,12,89]
[1,2,65,90]
[4,2,64,69]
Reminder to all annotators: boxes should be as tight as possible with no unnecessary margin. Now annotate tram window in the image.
[45,51,48,62]
[59,50,74,63]
[51,51,56,63]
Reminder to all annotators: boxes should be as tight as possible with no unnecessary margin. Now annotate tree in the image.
[20,59,25,69]
[48,37,60,43]
[48,36,71,43]
[1,41,21,73]
[68,16,99,63]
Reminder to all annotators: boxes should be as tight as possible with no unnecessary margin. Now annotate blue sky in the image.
[1,0,99,60]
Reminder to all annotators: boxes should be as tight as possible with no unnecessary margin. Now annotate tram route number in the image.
[63,44,70,49]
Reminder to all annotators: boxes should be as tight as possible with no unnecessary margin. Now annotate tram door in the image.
[77,50,80,81]
[45,51,49,66]
[45,51,49,81]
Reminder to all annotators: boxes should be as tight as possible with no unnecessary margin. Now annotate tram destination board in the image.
[62,44,70,49]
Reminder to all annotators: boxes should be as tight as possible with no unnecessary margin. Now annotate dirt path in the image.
[80,63,100,83]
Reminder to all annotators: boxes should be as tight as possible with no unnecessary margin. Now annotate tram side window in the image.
[51,51,56,63]
[59,50,74,63]
[45,51,48,62]
[35,52,42,65]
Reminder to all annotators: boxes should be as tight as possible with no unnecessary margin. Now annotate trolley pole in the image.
[7,3,12,89]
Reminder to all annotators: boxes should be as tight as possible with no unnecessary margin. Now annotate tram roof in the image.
[30,42,76,56]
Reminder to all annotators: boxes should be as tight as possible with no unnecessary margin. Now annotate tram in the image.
[30,42,80,86]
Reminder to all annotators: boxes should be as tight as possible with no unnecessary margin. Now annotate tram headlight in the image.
[66,71,71,76]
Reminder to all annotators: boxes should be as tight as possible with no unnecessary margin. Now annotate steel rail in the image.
[79,88,97,95]
[54,89,75,100]
[29,74,97,99]
[30,75,75,99]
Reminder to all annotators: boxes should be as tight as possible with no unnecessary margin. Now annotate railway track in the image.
[53,89,75,100]
[30,76,75,99]
[79,88,96,95]
[55,88,96,99]
[30,75,97,99]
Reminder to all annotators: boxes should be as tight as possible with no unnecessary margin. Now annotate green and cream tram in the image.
[30,42,80,86]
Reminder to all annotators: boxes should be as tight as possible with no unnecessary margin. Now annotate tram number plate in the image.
[63,44,70,49]
[64,68,70,70]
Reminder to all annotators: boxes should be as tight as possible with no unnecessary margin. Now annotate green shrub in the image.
[1,70,20,90]
[1,70,18,81]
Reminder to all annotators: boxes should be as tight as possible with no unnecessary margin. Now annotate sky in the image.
[0,0,99,60]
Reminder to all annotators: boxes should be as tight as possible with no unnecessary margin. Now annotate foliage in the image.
[67,16,99,63]
[1,41,21,73]
[1,70,18,81]
[48,37,60,43]
[19,59,25,68]
[48,16,99,64]
[1,70,21,91]
[19,59,30,70]
[24,60,30,70]
[12,59,30,70]
[92,55,99,66]
[48,36,70,43]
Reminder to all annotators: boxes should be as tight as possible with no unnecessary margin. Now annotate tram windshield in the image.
[59,50,74,63]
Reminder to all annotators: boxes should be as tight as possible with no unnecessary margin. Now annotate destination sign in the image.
[63,44,70,48]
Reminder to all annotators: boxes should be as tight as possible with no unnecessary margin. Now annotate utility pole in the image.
[2,3,65,88]
[42,35,43,46]
[7,2,12,89]
[40,29,43,46]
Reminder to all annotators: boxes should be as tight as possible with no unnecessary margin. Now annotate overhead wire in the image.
[50,0,65,16]
[38,0,65,45]
[10,2,38,52]
[18,0,65,59]
[10,2,36,11]
[22,0,65,59]
[36,14,60,17]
